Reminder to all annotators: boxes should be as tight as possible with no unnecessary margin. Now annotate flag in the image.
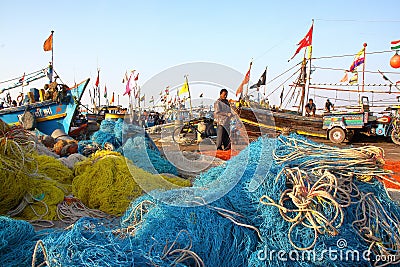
[349,71,358,85]
[378,70,389,81]
[123,72,133,96]
[236,62,252,96]
[140,95,145,102]
[149,96,154,103]
[250,69,267,89]
[110,92,115,104]
[289,24,313,60]
[391,40,400,51]
[134,73,139,81]
[165,86,170,95]
[348,47,365,72]
[104,85,107,98]
[199,93,203,98]
[340,72,348,82]
[19,73,25,83]
[95,70,100,87]
[179,77,189,96]
[43,32,53,52]
[122,71,128,83]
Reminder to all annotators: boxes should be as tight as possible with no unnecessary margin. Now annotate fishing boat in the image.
[0,74,89,136]
[236,23,400,143]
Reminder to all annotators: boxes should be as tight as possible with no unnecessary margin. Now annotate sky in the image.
[1,0,400,112]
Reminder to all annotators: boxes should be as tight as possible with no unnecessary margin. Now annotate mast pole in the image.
[302,19,314,116]
[186,75,193,119]
[362,42,367,93]
[264,66,268,98]
[51,30,54,79]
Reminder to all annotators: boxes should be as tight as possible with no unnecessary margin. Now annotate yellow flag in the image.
[349,71,358,85]
[179,77,189,96]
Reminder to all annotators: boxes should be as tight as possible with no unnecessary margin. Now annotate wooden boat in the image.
[237,105,326,139]
[0,78,89,136]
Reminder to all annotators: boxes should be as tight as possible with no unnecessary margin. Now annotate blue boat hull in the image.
[0,79,89,136]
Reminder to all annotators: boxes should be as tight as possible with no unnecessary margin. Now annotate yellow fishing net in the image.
[72,150,191,216]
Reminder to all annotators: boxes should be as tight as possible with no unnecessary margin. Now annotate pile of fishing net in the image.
[0,216,44,266]
[0,120,73,221]
[32,134,400,266]
[78,118,178,175]
[72,150,190,216]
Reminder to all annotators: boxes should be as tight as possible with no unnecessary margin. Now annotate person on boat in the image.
[12,100,17,107]
[214,88,232,151]
[0,102,4,110]
[325,99,334,113]
[305,99,316,117]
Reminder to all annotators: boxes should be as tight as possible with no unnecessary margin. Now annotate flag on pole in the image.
[289,24,313,60]
[134,73,139,81]
[19,73,25,83]
[348,47,365,72]
[179,76,189,96]
[165,86,170,95]
[149,96,154,103]
[123,72,133,96]
[140,95,145,102]
[43,32,53,52]
[199,93,203,98]
[110,92,115,104]
[122,71,128,83]
[391,40,400,51]
[104,85,107,98]
[95,70,100,87]
[349,71,358,85]
[250,69,267,89]
[236,62,252,97]
[340,72,348,82]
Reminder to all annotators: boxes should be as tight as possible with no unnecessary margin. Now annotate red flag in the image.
[289,24,313,60]
[134,73,139,81]
[104,84,107,98]
[95,70,100,87]
[236,62,252,97]
[19,73,25,83]
[43,32,53,52]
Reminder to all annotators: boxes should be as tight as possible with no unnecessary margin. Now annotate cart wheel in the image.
[328,127,346,143]
[391,128,400,145]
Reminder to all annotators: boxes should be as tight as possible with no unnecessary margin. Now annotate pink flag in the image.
[123,73,133,96]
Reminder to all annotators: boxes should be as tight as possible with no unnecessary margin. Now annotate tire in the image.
[391,128,400,145]
[328,127,346,144]
[172,126,197,145]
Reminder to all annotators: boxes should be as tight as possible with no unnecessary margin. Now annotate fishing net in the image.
[72,150,190,216]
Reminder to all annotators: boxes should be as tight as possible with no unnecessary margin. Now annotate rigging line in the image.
[253,39,287,62]
[0,68,46,85]
[313,66,400,75]
[266,68,301,98]
[315,18,400,23]
[267,61,303,84]
[312,50,393,60]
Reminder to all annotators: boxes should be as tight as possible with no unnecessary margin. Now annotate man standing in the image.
[214,89,232,150]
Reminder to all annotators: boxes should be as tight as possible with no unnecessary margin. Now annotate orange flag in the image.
[110,92,115,104]
[340,72,348,83]
[43,32,53,52]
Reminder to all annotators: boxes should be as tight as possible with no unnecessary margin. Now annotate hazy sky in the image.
[1,0,400,110]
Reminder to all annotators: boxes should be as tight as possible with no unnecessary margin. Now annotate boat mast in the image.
[362,42,367,93]
[302,19,314,116]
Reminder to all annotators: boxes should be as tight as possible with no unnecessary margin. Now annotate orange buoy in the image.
[390,53,400,68]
